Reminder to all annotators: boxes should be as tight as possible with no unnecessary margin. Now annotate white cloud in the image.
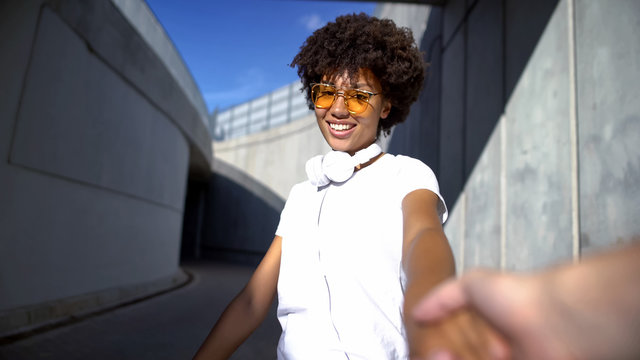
[299,14,325,31]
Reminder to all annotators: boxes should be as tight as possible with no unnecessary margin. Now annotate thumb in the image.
[413,278,468,323]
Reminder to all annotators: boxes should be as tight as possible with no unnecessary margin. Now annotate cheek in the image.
[315,108,326,122]
[359,113,379,129]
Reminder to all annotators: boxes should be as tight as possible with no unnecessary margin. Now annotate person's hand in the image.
[408,306,510,360]
[412,270,574,360]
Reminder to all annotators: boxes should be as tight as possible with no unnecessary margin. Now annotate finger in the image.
[452,283,512,360]
[446,310,491,360]
[427,350,457,360]
[487,333,511,360]
[413,279,469,322]
[470,312,512,360]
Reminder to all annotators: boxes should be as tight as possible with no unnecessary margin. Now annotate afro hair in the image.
[291,13,425,136]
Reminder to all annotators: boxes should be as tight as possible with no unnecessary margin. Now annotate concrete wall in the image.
[0,0,212,335]
[202,160,286,265]
[214,113,331,200]
[386,0,640,272]
[204,114,330,262]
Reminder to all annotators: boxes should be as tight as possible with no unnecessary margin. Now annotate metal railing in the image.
[209,80,313,141]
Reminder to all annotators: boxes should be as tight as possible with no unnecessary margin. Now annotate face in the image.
[314,69,391,155]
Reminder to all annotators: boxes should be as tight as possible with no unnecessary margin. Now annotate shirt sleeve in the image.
[396,155,448,223]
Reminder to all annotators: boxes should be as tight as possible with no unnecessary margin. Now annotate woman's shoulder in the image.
[380,153,439,190]
[286,179,318,200]
[383,153,447,221]
[381,153,434,175]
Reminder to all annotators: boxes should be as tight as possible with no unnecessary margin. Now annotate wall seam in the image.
[567,0,581,262]
[500,0,507,270]
[442,0,479,51]
[7,4,45,164]
[460,192,467,273]
[501,0,506,106]
[500,114,507,270]
[7,162,184,214]
[52,2,212,166]
[462,0,468,182]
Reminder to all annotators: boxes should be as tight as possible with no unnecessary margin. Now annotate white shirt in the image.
[275,154,447,360]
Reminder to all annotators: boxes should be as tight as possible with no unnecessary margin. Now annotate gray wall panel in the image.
[504,0,560,99]
[464,125,501,268]
[443,0,466,44]
[443,194,464,274]
[387,7,443,176]
[439,32,465,206]
[11,8,189,209]
[0,1,40,160]
[465,0,503,177]
[1,169,183,309]
[576,0,640,251]
[380,0,638,277]
[504,1,573,271]
[0,0,209,332]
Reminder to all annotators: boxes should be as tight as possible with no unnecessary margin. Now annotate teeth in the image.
[329,123,353,131]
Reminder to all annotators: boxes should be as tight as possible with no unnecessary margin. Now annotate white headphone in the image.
[306,143,382,187]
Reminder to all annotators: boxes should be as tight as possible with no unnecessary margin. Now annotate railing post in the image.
[247,100,252,137]
[287,83,293,123]
[229,106,234,139]
[209,107,218,140]
[266,92,272,131]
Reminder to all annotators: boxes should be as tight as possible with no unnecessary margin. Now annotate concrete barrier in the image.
[0,0,212,335]
[384,0,640,272]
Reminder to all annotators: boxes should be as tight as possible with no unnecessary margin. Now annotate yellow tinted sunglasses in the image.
[311,83,379,114]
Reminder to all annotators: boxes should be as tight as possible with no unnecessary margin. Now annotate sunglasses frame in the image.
[310,83,379,115]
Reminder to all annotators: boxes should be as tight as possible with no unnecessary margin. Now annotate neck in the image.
[352,142,384,171]
[355,152,385,171]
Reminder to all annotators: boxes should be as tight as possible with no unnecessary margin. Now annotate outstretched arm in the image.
[414,240,640,360]
[401,189,455,357]
[193,236,282,360]
[402,189,508,360]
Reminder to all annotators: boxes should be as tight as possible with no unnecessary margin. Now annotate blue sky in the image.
[145,0,377,112]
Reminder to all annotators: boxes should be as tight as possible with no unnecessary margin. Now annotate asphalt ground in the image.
[0,262,281,360]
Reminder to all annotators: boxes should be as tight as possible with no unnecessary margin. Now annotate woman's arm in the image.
[402,190,506,359]
[402,189,455,357]
[193,235,282,360]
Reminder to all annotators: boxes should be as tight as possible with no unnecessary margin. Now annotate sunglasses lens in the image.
[345,90,370,114]
[312,85,336,108]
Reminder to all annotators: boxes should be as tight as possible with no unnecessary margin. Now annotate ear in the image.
[380,99,392,119]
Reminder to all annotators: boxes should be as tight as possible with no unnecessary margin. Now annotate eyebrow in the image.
[323,82,372,91]
[355,84,373,91]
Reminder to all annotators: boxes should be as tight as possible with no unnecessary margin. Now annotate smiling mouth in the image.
[328,122,355,131]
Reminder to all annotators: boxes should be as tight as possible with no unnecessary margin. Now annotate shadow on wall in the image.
[181,160,285,266]
[389,0,560,207]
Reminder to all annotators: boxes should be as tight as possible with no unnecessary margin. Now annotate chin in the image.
[328,143,348,152]
[329,142,361,155]
[322,129,367,154]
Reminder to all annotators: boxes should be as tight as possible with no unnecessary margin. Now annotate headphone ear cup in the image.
[322,151,355,183]
[306,155,330,187]
[306,143,382,187]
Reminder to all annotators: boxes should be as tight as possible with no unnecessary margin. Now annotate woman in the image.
[195,13,498,360]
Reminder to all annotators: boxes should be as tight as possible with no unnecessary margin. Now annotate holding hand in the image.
[413,242,640,360]
[408,306,510,360]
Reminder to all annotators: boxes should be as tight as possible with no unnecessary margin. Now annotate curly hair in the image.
[291,13,425,136]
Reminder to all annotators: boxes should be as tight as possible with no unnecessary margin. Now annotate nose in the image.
[329,92,350,117]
